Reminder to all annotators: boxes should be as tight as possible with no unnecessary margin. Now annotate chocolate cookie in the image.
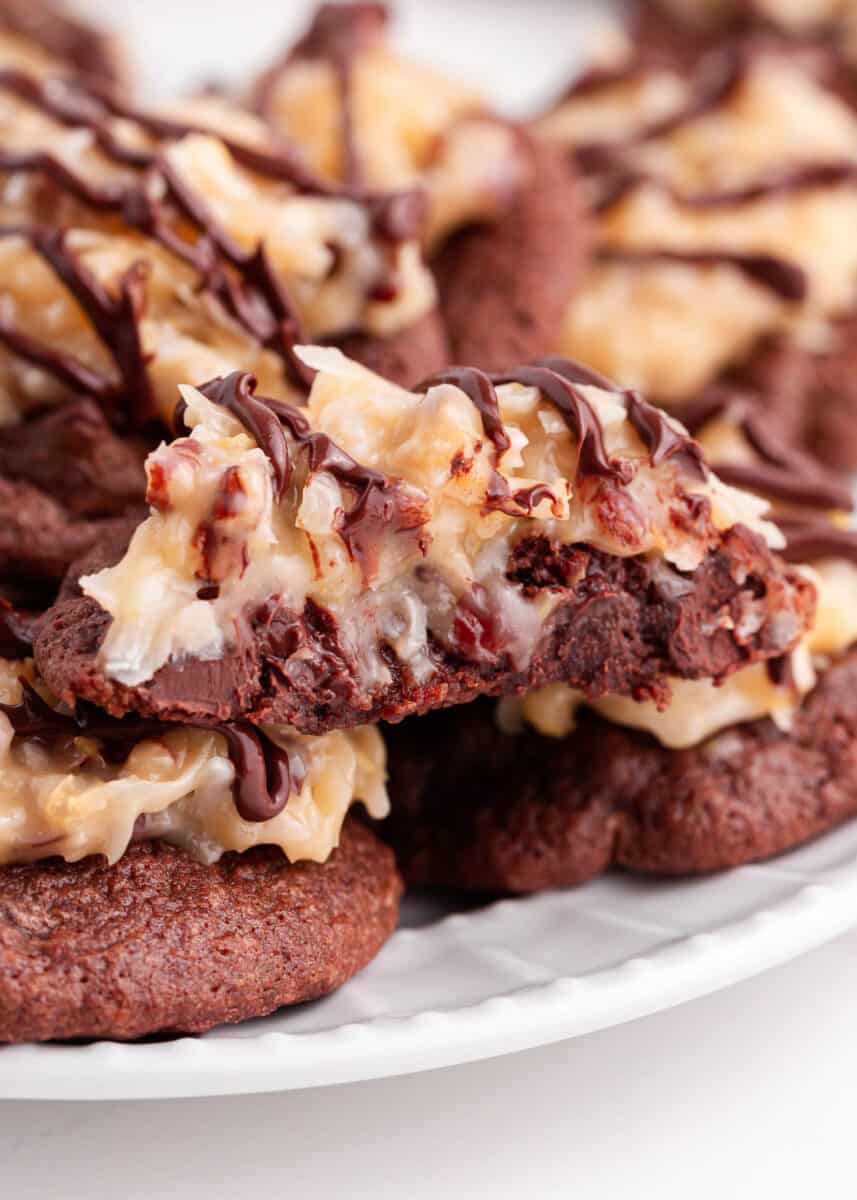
[252,5,589,370]
[381,646,857,892]
[334,307,448,388]
[0,399,147,517]
[0,817,402,1042]
[36,523,814,733]
[722,316,857,472]
[33,363,815,733]
[0,476,102,582]
[432,130,589,371]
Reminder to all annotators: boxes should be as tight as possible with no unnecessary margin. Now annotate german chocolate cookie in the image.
[381,646,857,893]
[0,63,445,428]
[251,3,589,369]
[0,396,146,588]
[537,25,857,466]
[33,355,815,732]
[0,819,401,1042]
[380,385,857,892]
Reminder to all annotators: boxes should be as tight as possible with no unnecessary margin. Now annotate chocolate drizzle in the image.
[564,36,857,306]
[774,515,857,566]
[624,390,706,476]
[419,367,510,457]
[0,64,426,422]
[255,2,388,188]
[0,225,153,422]
[0,679,295,824]
[492,364,627,482]
[216,723,293,823]
[597,248,807,301]
[415,357,710,513]
[674,388,854,511]
[0,0,119,84]
[594,161,857,218]
[194,371,430,584]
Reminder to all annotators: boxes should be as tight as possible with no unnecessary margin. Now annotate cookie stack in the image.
[0,1,854,1041]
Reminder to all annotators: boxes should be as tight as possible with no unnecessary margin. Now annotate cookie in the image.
[0,398,147,517]
[333,307,449,388]
[0,475,103,583]
[33,362,814,732]
[381,646,857,892]
[0,67,444,429]
[432,129,590,370]
[0,817,402,1042]
[539,26,857,467]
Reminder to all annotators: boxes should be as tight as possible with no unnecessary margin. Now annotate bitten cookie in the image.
[381,392,857,892]
[33,357,814,733]
[0,818,402,1042]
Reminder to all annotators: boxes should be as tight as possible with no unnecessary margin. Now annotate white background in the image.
[4,3,857,1195]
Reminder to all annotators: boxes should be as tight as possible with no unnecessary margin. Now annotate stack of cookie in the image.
[0,1,854,1042]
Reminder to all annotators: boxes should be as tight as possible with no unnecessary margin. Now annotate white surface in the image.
[3,929,857,1199]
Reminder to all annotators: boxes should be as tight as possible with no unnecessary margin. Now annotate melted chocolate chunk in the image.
[0,680,295,823]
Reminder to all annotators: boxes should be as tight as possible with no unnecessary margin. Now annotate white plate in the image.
[6,0,857,1102]
[4,818,857,1100]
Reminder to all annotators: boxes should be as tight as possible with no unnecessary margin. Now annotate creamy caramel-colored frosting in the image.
[254,11,528,252]
[0,658,388,866]
[539,40,857,397]
[0,75,436,427]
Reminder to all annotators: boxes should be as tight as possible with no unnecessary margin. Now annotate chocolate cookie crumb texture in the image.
[251,3,589,367]
[33,350,814,734]
[536,23,857,465]
[0,821,402,1042]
